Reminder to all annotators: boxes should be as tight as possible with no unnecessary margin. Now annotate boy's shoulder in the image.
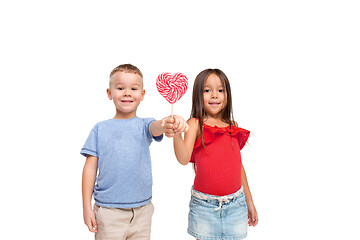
[94,117,156,129]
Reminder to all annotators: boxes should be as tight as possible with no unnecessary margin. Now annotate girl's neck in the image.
[203,116,228,127]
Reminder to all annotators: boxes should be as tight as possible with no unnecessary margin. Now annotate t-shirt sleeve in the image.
[144,118,163,143]
[80,124,98,158]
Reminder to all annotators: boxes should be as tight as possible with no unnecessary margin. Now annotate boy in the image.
[81,64,186,240]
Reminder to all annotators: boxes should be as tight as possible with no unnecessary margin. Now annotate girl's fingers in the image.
[176,121,184,131]
[253,216,258,226]
[165,132,175,137]
[248,211,258,227]
[165,123,174,129]
[173,117,181,130]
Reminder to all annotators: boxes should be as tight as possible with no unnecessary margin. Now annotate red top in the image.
[190,122,250,196]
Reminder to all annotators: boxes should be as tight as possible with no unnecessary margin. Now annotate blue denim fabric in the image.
[188,188,248,240]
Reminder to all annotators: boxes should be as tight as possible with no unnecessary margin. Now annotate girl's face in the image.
[203,73,227,118]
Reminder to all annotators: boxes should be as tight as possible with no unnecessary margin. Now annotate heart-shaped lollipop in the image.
[156,72,188,104]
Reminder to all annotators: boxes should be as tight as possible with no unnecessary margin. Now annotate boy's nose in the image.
[124,90,131,96]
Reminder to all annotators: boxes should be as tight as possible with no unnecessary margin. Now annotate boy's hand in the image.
[161,115,188,137]
[83,207,98,233]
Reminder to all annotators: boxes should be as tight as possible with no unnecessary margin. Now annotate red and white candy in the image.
[156,72,188,104]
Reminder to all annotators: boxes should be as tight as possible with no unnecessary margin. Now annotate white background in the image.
[1,0,359,239]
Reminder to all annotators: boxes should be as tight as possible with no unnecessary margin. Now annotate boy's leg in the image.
[127,201,154,240]
[94,205,132,240]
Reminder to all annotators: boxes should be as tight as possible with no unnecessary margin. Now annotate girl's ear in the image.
[107,88,112,100]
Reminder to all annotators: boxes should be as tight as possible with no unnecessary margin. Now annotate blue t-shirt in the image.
[80,117,163,208]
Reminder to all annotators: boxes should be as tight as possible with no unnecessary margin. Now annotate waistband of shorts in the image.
[191,186,244,211]
[191,186,243,201]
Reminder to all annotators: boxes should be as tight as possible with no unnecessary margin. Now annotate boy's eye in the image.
[131,88,138,91]
[118,88,124,90]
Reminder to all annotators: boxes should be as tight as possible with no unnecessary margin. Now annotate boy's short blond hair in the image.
[110,64,143,78]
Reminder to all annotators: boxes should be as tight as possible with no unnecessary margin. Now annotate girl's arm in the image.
[151,116,187,137]
[82,155,98,233]
[173,118,199,165]
[241,163,258,226]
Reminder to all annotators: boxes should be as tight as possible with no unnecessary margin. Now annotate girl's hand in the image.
[161,115,188,137]
[83,207,98,233]
[172,115,189,134]
[247,201,258,227]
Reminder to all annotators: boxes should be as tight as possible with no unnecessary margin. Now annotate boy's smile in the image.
[107,71,145,119]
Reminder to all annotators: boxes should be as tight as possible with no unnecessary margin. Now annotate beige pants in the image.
[94,202,154,240]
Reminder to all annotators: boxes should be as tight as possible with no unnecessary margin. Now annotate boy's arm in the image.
[241,163,258,226]
[172,118,198,165]
[150,120,166,137]
[82,155,98,233]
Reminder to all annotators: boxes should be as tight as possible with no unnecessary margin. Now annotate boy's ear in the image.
[107,88,112,100]
[140,89,145,101]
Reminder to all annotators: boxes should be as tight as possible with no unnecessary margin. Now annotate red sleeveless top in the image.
[190,123,250,196]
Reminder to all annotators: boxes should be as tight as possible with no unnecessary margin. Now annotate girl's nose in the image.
[211,91,218,98]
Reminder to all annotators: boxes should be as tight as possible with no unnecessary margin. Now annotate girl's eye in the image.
[204,89,210,93]
[219,89,224,92]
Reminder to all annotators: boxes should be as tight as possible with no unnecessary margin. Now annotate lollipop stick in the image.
[171,104,174,119]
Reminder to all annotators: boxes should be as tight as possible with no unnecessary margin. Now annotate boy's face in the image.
[107,71,145,119]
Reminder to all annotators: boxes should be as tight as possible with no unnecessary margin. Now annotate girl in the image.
[168,69,258,240]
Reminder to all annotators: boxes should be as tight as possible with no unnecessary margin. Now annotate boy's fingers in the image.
[86,219,95,232]
[91,218,98,232]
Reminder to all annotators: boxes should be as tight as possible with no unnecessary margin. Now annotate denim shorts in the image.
[188,187,248,240]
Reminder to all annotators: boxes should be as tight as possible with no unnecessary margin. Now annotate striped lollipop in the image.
[156,72,188,117]
[156,72,188,104]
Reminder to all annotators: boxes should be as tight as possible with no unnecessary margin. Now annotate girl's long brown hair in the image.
[190,69,235,147]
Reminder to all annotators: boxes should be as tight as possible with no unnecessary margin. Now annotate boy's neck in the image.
[113,111,137,120]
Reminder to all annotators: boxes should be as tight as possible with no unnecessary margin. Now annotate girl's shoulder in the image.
[187,118,199,126]
[184,118,201,146]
